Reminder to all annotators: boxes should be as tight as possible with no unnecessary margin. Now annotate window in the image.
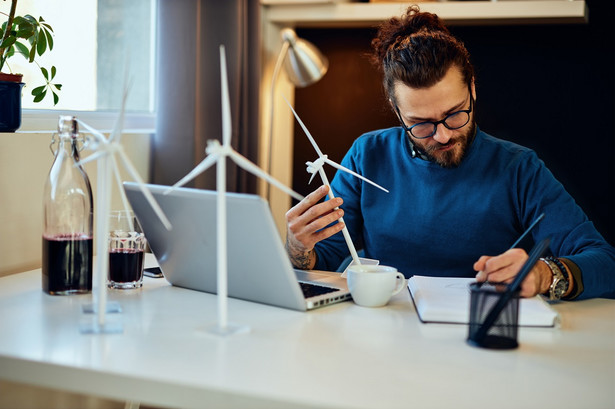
[7,0,156,119]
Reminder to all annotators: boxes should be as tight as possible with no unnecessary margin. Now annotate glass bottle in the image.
[42,116,94,295]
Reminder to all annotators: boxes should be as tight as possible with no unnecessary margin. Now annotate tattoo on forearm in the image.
[285,237,315,270]
[293,252,314,270]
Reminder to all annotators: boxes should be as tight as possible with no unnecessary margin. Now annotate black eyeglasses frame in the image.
[394,89,474,140]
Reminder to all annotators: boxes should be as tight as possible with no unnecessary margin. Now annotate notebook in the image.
[123,182,351,311]
[407,276,560,327]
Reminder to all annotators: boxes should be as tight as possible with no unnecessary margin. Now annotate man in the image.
[284,5,615,300]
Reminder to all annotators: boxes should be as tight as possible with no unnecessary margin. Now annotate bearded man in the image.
[284,5,615,301]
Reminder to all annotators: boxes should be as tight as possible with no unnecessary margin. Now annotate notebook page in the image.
[408,276,560,327]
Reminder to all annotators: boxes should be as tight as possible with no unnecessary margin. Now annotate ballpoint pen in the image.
[509,213,545,250]
[470,237,551,347]
[478,212,545,284]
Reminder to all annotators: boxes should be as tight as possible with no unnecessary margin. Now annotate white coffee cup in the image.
[347,265,406,307]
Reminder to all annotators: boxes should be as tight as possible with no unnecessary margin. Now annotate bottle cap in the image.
[58,115,79,137]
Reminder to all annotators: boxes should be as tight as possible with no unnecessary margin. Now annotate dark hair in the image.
[371,5,474,103]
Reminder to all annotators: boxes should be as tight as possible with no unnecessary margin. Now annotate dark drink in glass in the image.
[108,211,146,289]
[42,234,93,295]
[108,248,145,288]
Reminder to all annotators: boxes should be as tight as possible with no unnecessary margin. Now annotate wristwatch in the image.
[541,257,569,300]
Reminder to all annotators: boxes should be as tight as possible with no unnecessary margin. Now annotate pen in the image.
[509,213,545,250]
[473,237,551,344]
[478,212,545,285]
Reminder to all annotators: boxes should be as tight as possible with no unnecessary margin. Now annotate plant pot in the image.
[0,73,25,132]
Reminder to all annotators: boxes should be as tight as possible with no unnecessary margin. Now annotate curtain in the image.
[153,0,260,194]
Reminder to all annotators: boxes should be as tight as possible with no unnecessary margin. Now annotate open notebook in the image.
[408,276,560,327]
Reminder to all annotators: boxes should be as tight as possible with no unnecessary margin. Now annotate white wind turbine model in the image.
[76,82,172,334]
[166,45,304,335]
[284,98,389,276]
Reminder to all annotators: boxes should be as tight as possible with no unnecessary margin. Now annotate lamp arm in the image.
[266,40,290,202]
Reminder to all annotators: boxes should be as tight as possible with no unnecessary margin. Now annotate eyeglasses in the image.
[394,93,473,140]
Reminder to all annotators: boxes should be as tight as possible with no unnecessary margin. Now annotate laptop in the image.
[123,182,351,311]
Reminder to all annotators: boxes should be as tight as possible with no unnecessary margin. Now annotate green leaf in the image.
[37,29,47,56]
[33,90,46,103]
[50,66,56,79]
[14,41,29,58]
[0,36,16,48]
[31,85,46,96]
[16,22,34,37]
[23,15,37,25]
[41,23,54,33]
[44,29,53,50]
[40,67,49,80]
[16,28,35,39]
[53,92,59,106]
[54,84,62,90]
[28,43,36,62]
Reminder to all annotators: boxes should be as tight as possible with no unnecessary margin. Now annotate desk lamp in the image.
[266,28,328,201]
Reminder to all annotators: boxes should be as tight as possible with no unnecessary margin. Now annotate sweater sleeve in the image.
[516,152,615,299]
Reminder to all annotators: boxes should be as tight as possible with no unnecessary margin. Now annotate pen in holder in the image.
[467,282,520,349]
[467,237,551,350]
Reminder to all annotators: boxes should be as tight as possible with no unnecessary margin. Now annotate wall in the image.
[292,0,615,245]
[0,131,152,277]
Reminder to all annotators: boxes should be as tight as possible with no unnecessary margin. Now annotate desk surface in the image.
[1,257,614,409]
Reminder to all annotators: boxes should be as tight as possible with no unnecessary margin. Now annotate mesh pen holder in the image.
[467,282,520,349]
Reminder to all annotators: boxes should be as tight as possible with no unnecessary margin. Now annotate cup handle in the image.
[391,273,406,296]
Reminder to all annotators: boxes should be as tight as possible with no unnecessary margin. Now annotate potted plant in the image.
[0,0,61,132]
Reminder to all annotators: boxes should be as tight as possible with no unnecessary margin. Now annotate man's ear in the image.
[471,78,477,102]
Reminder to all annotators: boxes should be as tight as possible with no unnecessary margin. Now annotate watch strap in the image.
[541,257,569,300]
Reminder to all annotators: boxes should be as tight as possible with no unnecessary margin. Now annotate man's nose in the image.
[432,123,453,144]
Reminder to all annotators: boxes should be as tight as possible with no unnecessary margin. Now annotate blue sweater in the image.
[314,127,615,300]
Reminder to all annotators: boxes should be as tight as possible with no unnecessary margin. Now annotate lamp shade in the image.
[281,28,328,87]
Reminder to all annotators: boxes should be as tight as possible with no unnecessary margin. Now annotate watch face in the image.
[553,279,569,299]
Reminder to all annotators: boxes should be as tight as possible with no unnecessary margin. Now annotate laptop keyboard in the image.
[299,282,338,298]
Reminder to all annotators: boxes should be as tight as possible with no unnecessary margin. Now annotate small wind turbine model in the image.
[76,82,172,334]
[166,45,304,335]
[284,98,389,276]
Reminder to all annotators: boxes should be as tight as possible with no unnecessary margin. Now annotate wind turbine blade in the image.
[220,45,232,147]
[308,172,318,185]
[282,96,324,158]
[165,153,219,192]
[324,158,389,193]
[75,150,106,167]
[77,119,108,144]
[111,154,136,231]
[228,151,304,202]
[110,75,132,143]
[117,148,173,230]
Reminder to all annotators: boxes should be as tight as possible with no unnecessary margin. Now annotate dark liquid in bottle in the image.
[109,249,144,284]
[42,234,93,295]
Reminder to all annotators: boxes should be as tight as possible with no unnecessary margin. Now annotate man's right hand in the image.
[285,185,346,270]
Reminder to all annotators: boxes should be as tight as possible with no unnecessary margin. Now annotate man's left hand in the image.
[473,248,551,298]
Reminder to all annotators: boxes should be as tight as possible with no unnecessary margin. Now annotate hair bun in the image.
[371,5,450,66]
[400,5,450,36]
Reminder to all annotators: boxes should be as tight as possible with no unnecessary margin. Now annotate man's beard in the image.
[415,120,476,168]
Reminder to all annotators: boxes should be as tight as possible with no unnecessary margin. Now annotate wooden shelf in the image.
[262,1,588,27]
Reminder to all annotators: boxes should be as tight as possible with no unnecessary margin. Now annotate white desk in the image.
[1,257,614,409]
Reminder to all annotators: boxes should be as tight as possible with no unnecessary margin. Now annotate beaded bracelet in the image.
[545,256,568,278]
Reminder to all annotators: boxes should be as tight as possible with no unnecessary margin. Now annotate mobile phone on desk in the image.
[144,267,164,278]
